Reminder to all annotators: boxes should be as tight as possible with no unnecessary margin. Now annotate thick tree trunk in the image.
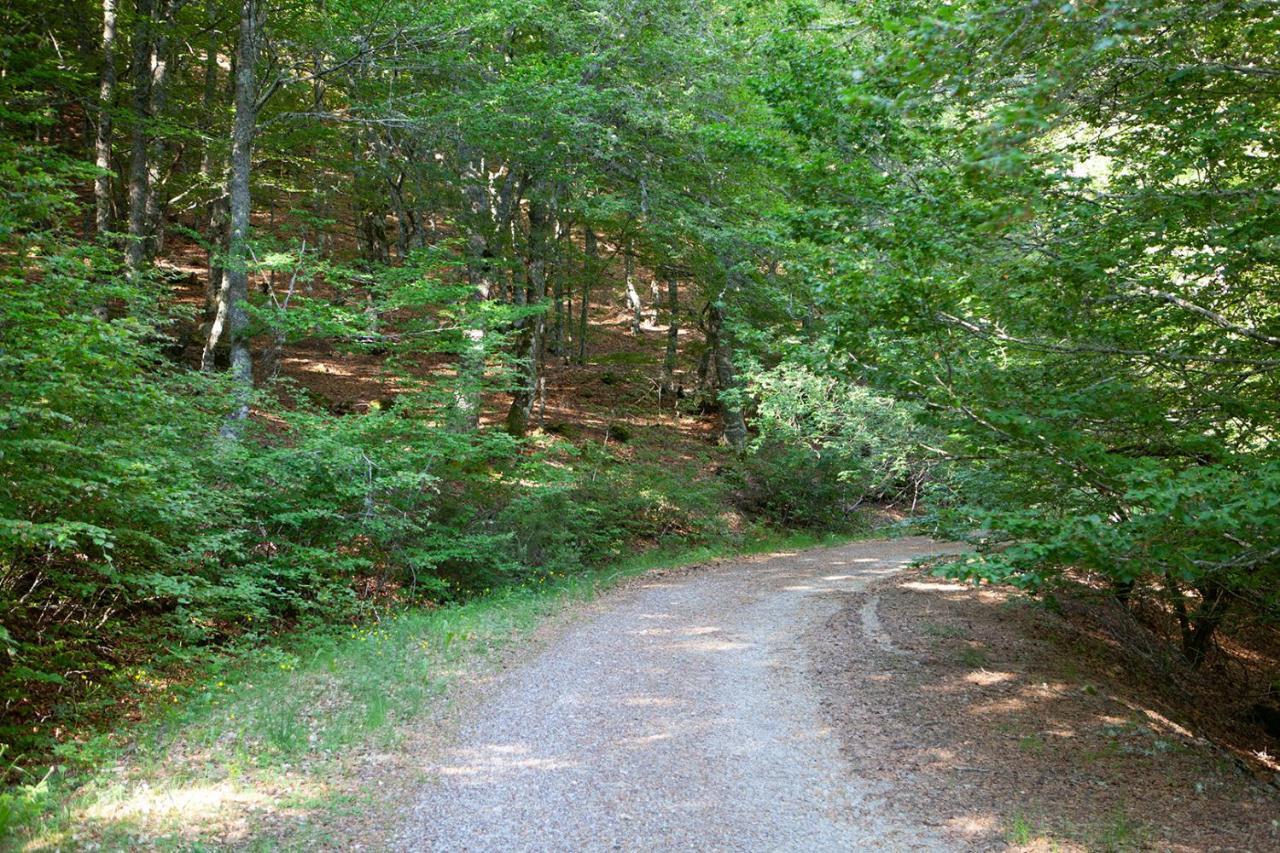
[506,194,552,436]
[210,0,258,430]
[124,0,154,275]
[94,0,118,239]
[707,297,746,450]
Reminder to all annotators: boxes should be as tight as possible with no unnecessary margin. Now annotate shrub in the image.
[732,364,937,527]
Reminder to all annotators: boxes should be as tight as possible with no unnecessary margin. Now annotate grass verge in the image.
[3,527,864,851]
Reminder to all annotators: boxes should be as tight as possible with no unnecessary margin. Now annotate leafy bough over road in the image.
[398,538,965,851]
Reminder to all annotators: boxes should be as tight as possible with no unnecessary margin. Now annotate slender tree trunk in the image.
[507,193,551,436]
[548,214,569,356]
[624,239,642,334]
[551,272,566,355]
[94,0,118,238]
[576,227,596,365]
[200,1,227,322]
[697,342,714,395]
[124,0,154,275]
[143,0,178,257]
[661,276,678,399]
[213,0,258,430]
[373,133,417,260]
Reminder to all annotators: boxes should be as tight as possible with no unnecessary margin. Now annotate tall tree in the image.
[209,0,258,427]
[94,0,118,238]
[124,0,154,275]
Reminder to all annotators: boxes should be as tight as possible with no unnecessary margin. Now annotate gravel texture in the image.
[397,537,964,852]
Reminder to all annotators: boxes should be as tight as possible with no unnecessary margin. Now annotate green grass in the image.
[3,527,865,850]
[1006,812,1035,845]
[957,644,990,668]
[1017,733,1046,754]
[1091,807,1149,852]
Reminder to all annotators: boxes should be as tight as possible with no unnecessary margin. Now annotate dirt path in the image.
[397,537,965,852]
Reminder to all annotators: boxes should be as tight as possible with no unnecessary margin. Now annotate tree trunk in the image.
[451,148,494,431]
[624,239,642,334]
[661,276,678,399]
[707,300,746,450]
[143,0,178,257]
[358,211,390,266]
[94,0,118,239]
[576,226,596,365]
[212,0,258,431]
[548,214,569,356]
[124,0,154,275]
[506,193,551,436]
[199,1,227,322]
[1179,581,1229,668]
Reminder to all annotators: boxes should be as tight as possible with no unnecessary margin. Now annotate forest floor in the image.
[812,560,1280,851]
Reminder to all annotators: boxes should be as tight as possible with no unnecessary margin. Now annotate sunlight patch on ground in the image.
[667,638,751,653]
[946,812,1000,837]
[965,670,1017,686]
[900,581,969,592]
[82,780,276,824]
[968,696,1028,715]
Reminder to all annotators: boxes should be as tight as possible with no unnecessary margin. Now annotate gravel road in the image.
[397,537,964,852]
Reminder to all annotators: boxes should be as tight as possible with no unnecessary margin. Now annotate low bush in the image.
[731,364,938,527]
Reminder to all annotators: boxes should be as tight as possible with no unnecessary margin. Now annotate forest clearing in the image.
[2,0,1279,849]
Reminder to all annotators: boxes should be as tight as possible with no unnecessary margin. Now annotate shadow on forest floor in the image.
[809,571,1280,851]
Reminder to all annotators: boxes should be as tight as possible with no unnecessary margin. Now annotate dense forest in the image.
[2,0,1279,842]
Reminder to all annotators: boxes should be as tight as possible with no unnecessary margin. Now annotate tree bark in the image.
[661,276,678,399]
[576,226,596,365]
[1180,581,1229,668]
[143,0,179,257]
[124,0,154,275]
[210,0,258,431]
[199,0,228,322]
[451,147,494,431]
[549,214,569,356]
[94,0,118,239]
[506,193,552,436]
[706,295,746,450]
[624,238,642,334]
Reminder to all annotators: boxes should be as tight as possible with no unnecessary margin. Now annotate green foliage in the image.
[753,0,1280,663]
[731,364,936,527]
